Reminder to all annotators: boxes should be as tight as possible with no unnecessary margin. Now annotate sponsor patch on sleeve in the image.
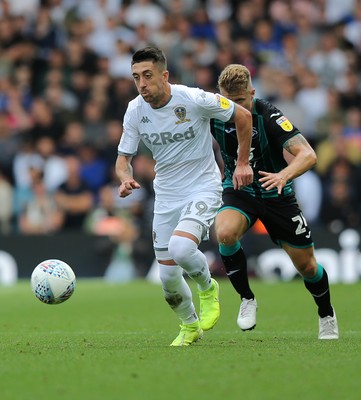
[276,116,293,132]
[216,94,231,110]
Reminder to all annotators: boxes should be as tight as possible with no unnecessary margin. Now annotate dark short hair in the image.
[131,46,167,70]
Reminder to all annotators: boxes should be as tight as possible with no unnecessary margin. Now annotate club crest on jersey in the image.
[174,105,191,124]
[216,94,231,110]
[276,116,293,132]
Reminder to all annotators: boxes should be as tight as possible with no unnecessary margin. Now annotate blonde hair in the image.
[218,64,252,94]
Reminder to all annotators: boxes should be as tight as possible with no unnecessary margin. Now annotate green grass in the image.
[0,278,360,400]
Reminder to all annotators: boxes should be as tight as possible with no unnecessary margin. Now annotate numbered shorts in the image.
[153,190,222,261]
[220,188,313,248]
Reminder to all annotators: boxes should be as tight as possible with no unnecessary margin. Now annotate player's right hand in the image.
[233,164,254,189]
[118,179,141,198]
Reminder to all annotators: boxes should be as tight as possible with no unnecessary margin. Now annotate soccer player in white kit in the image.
[116,46,253,346]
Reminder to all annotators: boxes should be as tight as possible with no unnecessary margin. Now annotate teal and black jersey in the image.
[211,98,301,198]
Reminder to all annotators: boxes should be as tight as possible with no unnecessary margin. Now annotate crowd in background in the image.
[0,0,360,277]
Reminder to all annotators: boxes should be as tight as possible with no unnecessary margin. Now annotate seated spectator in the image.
[319,157,361,233]
[295,68,328,145]
[34,136,68,192]
[85,184,139,282]
[54,155,93,231]
[58,121,86,155]
[315,117,361,175]
[338,70,361,110]
[343,107,361,144]
[0,111,23,183]
[77,141,109,197]
[0,167,13,234]
[18,167,63,234]
[314,88,346,144]
[26,98,64,142]
[273,73,306,133]
[82,99,107,149]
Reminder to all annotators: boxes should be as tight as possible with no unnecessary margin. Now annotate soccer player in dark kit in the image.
[211,64,338,339]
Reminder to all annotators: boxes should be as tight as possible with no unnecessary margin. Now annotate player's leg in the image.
[153,200,202,346]
[158,263,203,346]
[168,223,220,331]
[283,244,338,339]
[262,196,338,339]
[168,193,222,331]
[215,207,257,331]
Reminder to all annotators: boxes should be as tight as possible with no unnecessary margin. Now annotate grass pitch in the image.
[0,278,360,400]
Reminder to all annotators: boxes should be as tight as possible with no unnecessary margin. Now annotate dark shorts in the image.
[219,188,313,248]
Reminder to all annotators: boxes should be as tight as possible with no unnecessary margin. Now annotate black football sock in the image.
[304,264,333,318]
[219,243,254,300]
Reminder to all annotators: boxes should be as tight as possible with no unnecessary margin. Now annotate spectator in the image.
[252,18,283,67]
[124,0,165,32]
[319,157,361,233]
[338,70,361,110]
[231,1,257,40]
[314,88,346,143]
[26,98,64,142]
[58,120,86,155]
[295,68,328,144]
[307,29,348,88]
[81,98,107,148]
[18,167,63,234]
[273,73,306,133]
[54,155,93,231]
[34,135,68,192]
[0,111,22,182]
[293,10,320,62]
[77,141,109,197]
[343,0,361,51]
[85,184,139,282]
[0,167,13,234]
[315,117,361,176]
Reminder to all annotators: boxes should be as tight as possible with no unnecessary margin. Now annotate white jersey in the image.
[118,84,235,200]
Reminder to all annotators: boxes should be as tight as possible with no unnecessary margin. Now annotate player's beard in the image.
[141,91,165,108]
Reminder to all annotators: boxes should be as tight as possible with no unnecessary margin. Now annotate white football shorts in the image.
[152,190,222,261]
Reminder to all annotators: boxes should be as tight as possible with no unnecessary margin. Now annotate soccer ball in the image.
[31,259,76,305]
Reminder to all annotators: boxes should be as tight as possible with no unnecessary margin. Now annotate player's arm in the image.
[259,134,317,194]
[115,154,141,198]
[282,134,317,178]
[212,136,225,180]
[231,103,253,189]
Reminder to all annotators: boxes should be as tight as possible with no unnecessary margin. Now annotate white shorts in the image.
[153,190,222,261]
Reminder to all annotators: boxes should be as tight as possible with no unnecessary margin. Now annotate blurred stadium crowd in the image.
[0,0,360,277]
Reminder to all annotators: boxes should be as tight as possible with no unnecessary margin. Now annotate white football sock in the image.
[158,264,198,324]
[168,235,212,291]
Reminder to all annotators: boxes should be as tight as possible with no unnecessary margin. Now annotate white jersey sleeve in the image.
[192,89,235,122]
[117,97,142,156]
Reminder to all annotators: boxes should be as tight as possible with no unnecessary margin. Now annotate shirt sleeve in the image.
[194,89,235,122]
[264,110,301,147]
[117,105,140,156]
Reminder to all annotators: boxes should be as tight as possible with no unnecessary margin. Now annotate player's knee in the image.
[158,264,182,288]
[297,261,317,278]
[168,235,197,265]
[215,226,239,246]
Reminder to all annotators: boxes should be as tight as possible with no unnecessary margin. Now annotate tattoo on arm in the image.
[284,135,309,153]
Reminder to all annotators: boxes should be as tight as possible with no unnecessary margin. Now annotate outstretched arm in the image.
[232,103,254,189]
[115,154,141,198]
[259,134,317,195]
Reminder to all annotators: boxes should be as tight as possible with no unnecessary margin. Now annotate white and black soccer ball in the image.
[31,259,76,304]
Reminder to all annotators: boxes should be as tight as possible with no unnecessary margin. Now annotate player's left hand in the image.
[258,170,286,195]
[233,164,254,189]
